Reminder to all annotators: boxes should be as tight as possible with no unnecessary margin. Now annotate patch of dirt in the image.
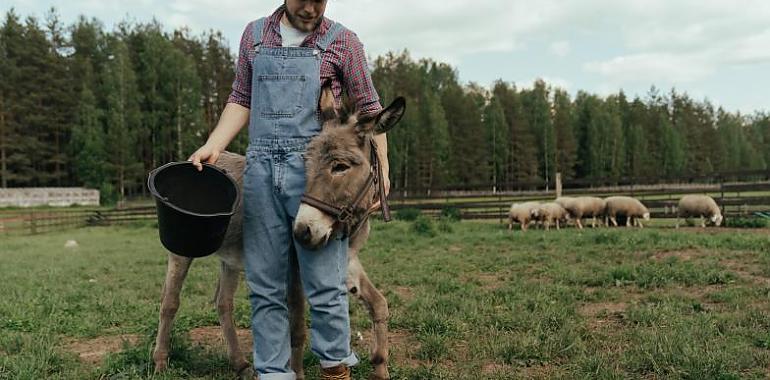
[579,302,627,331]
[65,334,140,364]
[481,362,513,375]
[676,227,770,236]
[188,326,253,355]
[392,286,414,301]
[448,245,463,253]
[476,273,503,290]
[518,363,559,379]
[353,328,422,369]
[579,302,627,317]
[650,249,705,262]
[722,260,770,285]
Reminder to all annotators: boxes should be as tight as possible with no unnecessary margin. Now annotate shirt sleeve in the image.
[226,22,254,108]
[341,31,382,116]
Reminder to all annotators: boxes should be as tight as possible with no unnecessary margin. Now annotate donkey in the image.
[152,87,406,380]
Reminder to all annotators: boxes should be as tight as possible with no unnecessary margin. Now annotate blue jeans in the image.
[242,140,358,380]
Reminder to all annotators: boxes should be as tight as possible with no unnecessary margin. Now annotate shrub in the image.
[724,217,768,229]
[411,215,436,237]
[440,206,462,222]
[395,207,421,221]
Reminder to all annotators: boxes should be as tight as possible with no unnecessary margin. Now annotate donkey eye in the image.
[332,163,350,173]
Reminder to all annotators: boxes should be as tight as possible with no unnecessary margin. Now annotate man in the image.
[188,1,389,379]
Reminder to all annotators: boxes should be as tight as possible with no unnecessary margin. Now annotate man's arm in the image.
[189,22,254,171]
[189,103,250,171]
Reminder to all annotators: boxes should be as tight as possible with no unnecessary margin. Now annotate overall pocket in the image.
[256,74,307,119]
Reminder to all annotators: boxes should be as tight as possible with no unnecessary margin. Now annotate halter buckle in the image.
[338,207,354,223]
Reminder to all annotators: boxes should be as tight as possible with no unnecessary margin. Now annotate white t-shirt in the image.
[280,20,311,47]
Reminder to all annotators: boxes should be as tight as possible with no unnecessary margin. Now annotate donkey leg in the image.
[288,251,308,380]
[349,258,390,380]
[153,253,193,372]
[216,261,252,379]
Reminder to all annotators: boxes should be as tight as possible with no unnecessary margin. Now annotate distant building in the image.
[0,188,100,208]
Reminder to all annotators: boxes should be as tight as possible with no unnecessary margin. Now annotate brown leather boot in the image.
[320,364,351,380]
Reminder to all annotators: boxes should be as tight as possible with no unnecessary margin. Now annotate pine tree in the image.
[102,36,143,200]
[552,89,577,179]
[70,63,106,190]
[43,8,76,186]
[484,96,510,187]
[492,81,538,185]
[521,79,555,182]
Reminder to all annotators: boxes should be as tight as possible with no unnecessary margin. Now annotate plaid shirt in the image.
[227,6,381,116]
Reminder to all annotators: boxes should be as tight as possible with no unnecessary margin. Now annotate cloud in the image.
[584,52,715,84]
[549,41,570,58]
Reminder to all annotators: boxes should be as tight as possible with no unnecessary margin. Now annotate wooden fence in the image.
[2,180,770,236]
[0,206,156,236]
[388,181,770,222]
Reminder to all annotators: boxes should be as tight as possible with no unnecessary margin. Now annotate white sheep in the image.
[530,202,570,231]
[507,201,540,231]
[555,196,606,229]
[604,196,650,228]
[676,194,723,228]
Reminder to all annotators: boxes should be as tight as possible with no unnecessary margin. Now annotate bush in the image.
[411,215,436,237]
[395,207,421,221]
[440,206,462,221]
[724,217,768,229]
[437,217,455,233]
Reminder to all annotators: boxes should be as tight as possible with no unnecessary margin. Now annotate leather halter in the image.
[300,139,392,237]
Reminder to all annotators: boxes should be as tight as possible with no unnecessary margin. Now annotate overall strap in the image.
[251,17,267,48]
[315,22,345,52]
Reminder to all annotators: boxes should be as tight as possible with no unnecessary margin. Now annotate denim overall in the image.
[242,18,357,379]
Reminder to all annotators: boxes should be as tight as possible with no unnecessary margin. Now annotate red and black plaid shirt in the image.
[227,6,382,116]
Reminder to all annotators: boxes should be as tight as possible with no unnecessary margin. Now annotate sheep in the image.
[507,201,540,231]
[604,196,650,228]
[530,202,570,231]
[555,196,606,229]
[676,194,723,228]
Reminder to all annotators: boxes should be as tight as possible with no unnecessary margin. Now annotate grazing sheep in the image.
[676,194,723,228]
[555,196,606,229]
[508,201,540,231]
[604,196,650,228]
[530,202,570,231]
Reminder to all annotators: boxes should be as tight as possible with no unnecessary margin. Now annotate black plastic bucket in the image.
[148,162,240,258]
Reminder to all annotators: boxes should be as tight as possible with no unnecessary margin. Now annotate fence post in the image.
[29,210,37,235]
[720,176,725,219]
[555,173,562,199]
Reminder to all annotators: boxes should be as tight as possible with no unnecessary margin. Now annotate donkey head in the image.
[293,84,405,250]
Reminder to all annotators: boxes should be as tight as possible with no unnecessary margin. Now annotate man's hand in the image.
[188,144,222,172]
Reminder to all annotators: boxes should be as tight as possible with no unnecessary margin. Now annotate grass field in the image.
[2,221,770,379]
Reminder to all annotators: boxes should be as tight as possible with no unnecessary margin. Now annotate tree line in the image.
[1,9,769,202]
[375,52,770,191]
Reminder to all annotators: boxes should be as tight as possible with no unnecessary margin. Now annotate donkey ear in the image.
[356,97,406,135]
[319,80,338,123]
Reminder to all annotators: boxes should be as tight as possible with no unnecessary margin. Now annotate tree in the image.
[521,79,555,182]
[492,81,538,184]
[552,89,577,179]
[484,96,509,187]
[102,36,143,200]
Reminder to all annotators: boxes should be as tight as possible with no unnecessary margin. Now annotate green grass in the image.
[2,222,770,379]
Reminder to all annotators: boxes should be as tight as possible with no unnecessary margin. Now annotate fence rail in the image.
[389,181,770,222]
[0,206,156,236]
[2,179,770,236]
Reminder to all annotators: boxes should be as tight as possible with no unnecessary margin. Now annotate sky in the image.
[5,0,770,114]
